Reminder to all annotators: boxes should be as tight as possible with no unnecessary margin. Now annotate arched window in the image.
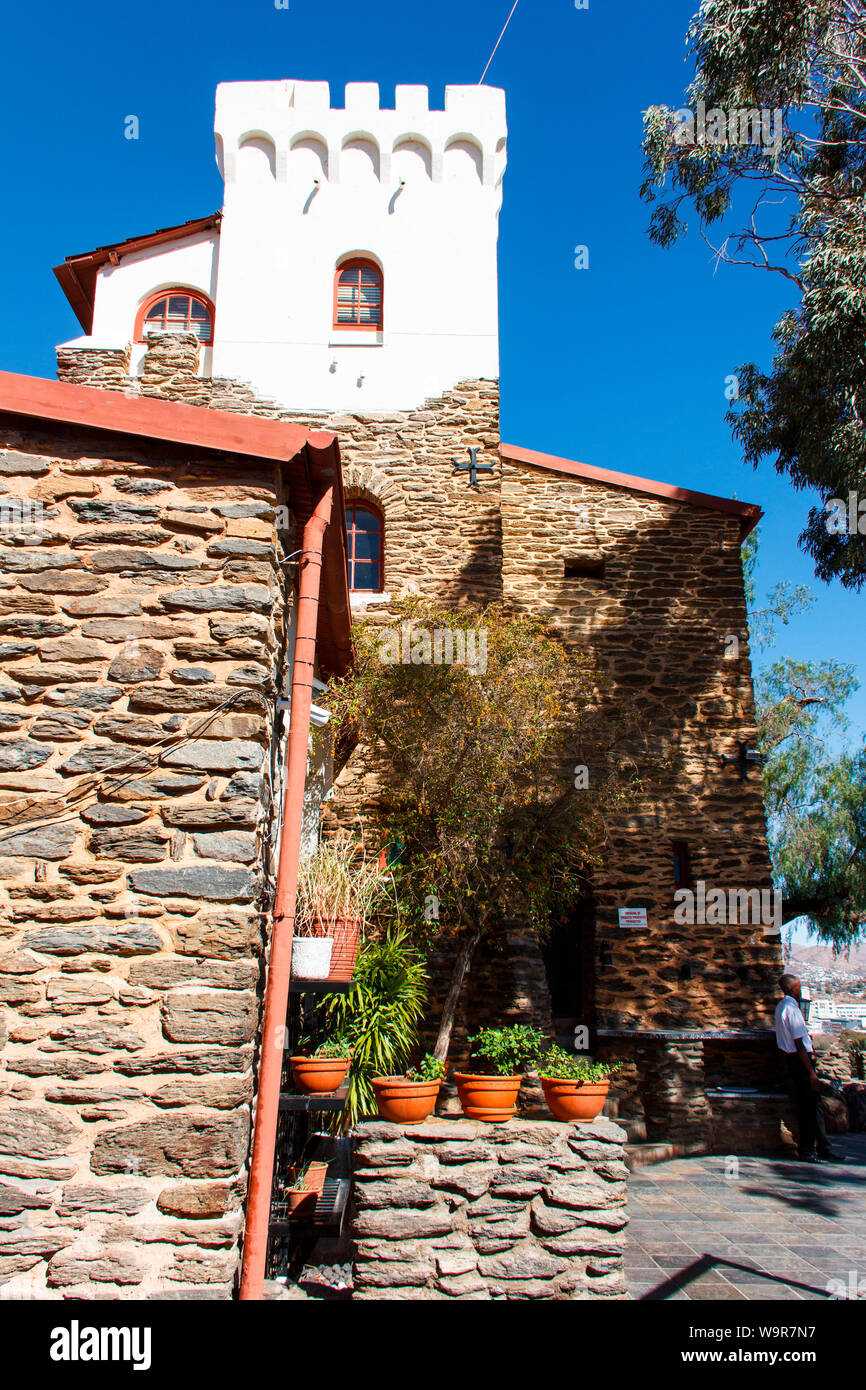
[333,259,383,331]
[346,501,383,591]
[135,289,215,345]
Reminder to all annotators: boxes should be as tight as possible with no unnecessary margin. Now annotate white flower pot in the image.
[291,937,334,980]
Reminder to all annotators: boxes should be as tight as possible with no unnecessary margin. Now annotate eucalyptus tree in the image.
[643,0,866,589]
[743,533,866,943]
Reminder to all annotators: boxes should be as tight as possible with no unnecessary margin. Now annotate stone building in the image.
[0,373,351,1296]
[0,78,789,1298]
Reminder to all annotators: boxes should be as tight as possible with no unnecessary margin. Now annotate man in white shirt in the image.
[775,974,841,1163]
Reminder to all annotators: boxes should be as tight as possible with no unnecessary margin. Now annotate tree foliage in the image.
[328,600,648,1057]
[643,0,866,588]
[744,533,866,943]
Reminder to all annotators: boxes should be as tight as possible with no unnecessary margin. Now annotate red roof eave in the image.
[500,442,762,538]
[53,213,222,335]
[0,370,353,677]
[0,370,308,464]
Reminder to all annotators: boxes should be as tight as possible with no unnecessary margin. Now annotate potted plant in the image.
[290,1038,354,1095]
[538,1046,623,1122]
[454,1025,547,1123]
[318,929,430,1130]
[283,1164,319,1219]
[298,1158,330,1196]
[292,831,389,983]
[371,1053,445,1124]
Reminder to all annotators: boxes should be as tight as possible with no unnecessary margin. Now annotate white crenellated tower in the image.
[211,80,507,412]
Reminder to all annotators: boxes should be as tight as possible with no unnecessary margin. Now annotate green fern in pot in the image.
[319,927,429,1129]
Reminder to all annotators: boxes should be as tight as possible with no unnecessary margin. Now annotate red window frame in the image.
[135,289,215,346]
[333,258,383,332]
[346,501,384,592]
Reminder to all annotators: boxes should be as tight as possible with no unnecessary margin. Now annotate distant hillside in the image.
[784,941,866,974]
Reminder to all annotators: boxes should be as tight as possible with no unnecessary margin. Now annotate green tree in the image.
[642,0,866,588]
[328,600,647,1060]
[743,534,866,942]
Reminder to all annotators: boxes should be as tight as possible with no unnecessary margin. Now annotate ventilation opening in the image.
[563,555,605,580]
[672,839,691,888]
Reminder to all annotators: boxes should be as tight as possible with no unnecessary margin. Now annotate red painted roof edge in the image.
[53,213,222,334]
[500,442,763,537]
[0,370,316,465]
[0,366,353,676]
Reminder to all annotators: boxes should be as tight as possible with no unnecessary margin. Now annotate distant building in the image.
[807,997,866,1029]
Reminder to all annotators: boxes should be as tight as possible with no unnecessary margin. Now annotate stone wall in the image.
[811,1034,866,1134]
[500,461,782,1033]
[57,343,502,605]
[56,341,784,1144]
[0,423,293,1297]
[351,1116,628,1300]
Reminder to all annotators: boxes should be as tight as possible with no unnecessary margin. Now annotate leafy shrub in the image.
[406,1053,446,1082]
[328,600,650,1059]
[309,1038,354,1061]
[319,928,429,1127]
[467,1025,548,1077]
[538,1045,623,1082]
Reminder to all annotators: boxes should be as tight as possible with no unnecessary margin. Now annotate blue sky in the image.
[1,2,862,795]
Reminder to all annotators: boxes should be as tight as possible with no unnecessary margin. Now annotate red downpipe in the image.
[240,485,334,1301]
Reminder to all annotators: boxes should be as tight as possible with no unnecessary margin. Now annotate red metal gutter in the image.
[239,486,336,1302]
[500,442,763,538]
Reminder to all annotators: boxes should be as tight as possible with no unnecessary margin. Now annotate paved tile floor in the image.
[626,1133,866,1300]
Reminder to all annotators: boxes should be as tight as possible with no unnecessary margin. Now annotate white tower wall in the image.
[211,79,507,412]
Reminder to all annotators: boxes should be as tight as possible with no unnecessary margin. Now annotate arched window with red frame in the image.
[333,258,383,331]
[135,289,215,345]
[346,501,384,592]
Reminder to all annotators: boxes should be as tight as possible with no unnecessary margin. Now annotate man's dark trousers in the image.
[784,1052,829,1157]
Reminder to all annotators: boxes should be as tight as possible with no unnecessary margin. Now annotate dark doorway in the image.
[539,896,597,1048]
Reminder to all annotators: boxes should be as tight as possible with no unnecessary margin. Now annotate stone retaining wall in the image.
[351,1116,628,1300]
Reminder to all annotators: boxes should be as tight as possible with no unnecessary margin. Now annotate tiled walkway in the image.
[626,1134,866,1300]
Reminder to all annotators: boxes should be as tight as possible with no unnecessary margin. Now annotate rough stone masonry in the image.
[0,420,292,1298]
[60,335,786,1155]
[351,1116,629,1301]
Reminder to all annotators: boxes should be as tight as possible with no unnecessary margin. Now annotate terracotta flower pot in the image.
[371,1077,441,1124]
[454,1072,521,1123]
[290,1056,351,1095]
[286,1187,318,1219]
[311,916,361,983]
[300,1160,330,1196]
[541,1077,610,1122]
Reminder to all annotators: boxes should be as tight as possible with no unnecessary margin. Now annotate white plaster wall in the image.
[211,80,507,412]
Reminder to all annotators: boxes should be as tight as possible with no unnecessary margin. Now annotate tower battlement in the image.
[207,77,507,412]
[214,79,507,187]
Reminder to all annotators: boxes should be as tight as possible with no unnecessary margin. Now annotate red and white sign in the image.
[617,907,648,930]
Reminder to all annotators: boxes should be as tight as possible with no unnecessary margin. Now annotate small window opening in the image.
[563,555,605,580]
[672,840,691,889]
